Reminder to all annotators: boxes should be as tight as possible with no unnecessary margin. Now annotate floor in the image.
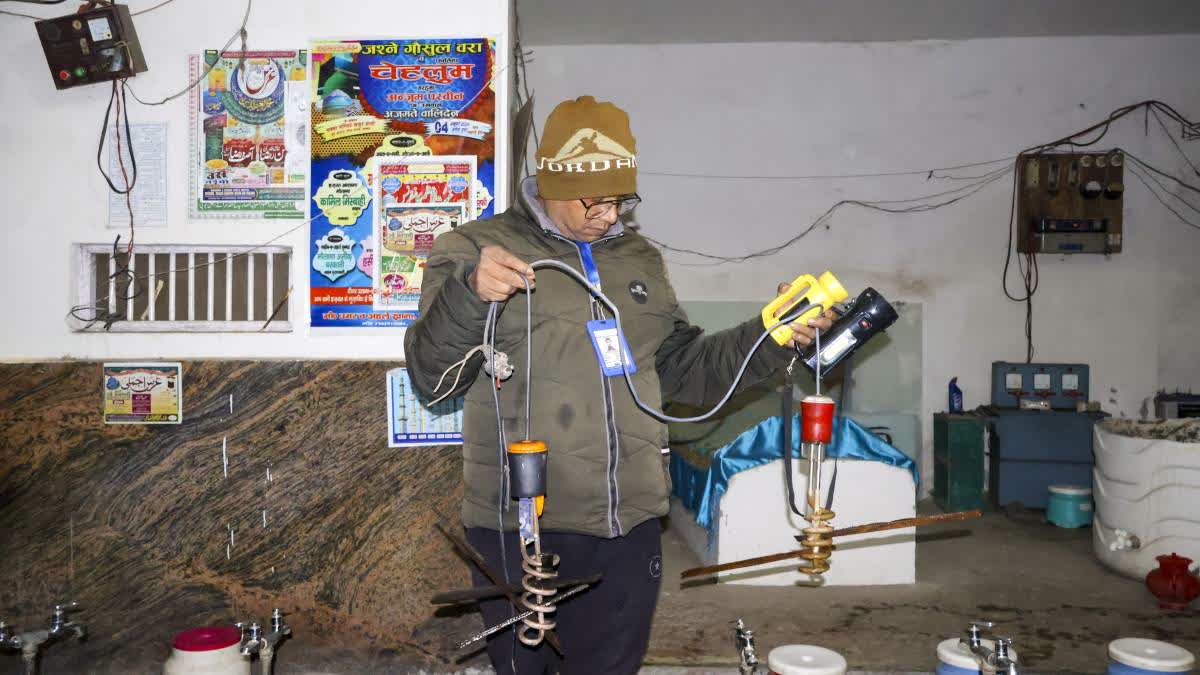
[24,502,1192,674]
[268,501,1197,674]
[641,501,1199,674]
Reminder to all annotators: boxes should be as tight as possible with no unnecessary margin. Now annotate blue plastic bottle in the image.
[949,377,964,413]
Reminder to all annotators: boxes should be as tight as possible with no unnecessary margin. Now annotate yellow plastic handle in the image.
[761,271,848,345]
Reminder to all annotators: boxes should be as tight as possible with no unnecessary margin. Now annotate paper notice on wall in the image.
[308,37,498,330]
[103,362,183,424]
[370,155,473,311]
[107,122,168,229]
[386,367,462,447]
[188,49,309,219]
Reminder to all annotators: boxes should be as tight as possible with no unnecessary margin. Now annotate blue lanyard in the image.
[574,241,602,290]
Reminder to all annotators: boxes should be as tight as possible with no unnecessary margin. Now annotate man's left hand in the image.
[777,282,837,349]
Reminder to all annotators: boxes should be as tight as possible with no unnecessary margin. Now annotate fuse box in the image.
[1016,151,1124,255]
[36,5,147,90]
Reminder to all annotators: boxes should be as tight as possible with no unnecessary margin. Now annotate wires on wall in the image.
[123,0,252,106]
[66,219,309,330]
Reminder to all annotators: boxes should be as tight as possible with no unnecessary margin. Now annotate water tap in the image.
[0,602,86,675]
[732,618,760,675]
[265,608,291,651]
[1110,529,1141,552]
[238,608,290,666]
[960,621,1019,675]
[238,621,263,656]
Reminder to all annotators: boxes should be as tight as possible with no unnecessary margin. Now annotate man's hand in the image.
[469,245,536,302]
[777,282,836,349]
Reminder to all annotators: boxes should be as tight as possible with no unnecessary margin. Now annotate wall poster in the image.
[386,367,463,447]
[103,362,183,424]
[188,49,309,219]
[309,37,497,329]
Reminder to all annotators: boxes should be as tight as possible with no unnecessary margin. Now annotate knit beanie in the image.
[535,96,638,200]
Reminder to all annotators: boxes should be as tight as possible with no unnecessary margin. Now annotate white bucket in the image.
[767,644,848,675]
[163,625,250,675]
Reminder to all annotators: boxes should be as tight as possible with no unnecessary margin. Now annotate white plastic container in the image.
[1107,637,1195,673]
[163,625,250,675]
[1092,422,1200,579]
[767,644,847,675]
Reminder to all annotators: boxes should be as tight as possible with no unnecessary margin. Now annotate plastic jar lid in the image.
[1049,484,1092,496]
[937,638,1018,670]
[767,644,847,675]
[172,625,242,652]
[1109,638,1195,672]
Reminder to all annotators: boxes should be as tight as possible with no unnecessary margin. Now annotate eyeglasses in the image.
[580,193,641,220]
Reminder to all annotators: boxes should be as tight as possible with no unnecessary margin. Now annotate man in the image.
[404,96,833,674]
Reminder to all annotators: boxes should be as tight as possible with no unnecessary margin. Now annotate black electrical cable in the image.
[68,235,145,330]
[641,166,1012,266]
[1127,163,1200,231]
[97,81,138,194]
[1127,158,1200,218]
[0,0,68,4]
[66,219,308,329]
[1127,152,1200,198]
[781,377,801,517]
[1151,109,1200,179]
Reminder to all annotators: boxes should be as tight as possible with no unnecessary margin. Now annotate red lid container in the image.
[172,625,242,652]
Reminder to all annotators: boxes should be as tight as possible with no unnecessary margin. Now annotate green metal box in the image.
[933,413,986,512]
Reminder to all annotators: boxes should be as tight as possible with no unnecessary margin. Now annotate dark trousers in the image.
[465,518,663,675]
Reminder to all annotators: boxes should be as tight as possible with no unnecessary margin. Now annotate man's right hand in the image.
[468,245,536,302]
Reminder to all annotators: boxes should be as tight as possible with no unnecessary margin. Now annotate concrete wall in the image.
[522,35,1200,485]
[0,0,510,361]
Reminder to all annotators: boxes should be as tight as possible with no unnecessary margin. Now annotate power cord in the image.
[123,0,251,106]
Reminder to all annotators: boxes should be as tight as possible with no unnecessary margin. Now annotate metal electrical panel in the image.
[1016,151,1124,255]
[36,5,147,90]
[991,361,1090,410]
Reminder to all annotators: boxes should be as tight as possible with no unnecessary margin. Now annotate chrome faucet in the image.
[732,618,760,675]
[238,621,264,656]
[960,621,1019,675]
[0,602,87,675]
[239,608,290,675]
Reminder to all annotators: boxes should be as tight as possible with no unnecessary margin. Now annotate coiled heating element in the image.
[506,439,559,647]
[799,394,837,575]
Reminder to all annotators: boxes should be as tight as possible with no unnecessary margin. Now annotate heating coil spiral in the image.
[518,544,560,646]
[799,506,836,575]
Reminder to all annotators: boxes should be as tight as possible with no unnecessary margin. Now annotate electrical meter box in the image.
[36,5,147,90]
[1016,151,1124,255]
[991,361,1090,410]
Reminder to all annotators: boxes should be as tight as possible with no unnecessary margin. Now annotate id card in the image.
[586,319,637,377]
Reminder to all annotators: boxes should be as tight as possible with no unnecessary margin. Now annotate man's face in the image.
[542,196,625,243]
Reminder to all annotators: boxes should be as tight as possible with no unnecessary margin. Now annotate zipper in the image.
[545,230,625,536]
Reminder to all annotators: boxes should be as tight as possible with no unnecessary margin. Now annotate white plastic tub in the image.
[670,457,916,586]
[1092,420,1200,579]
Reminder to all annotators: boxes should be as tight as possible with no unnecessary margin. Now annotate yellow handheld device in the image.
[761,271,849,345]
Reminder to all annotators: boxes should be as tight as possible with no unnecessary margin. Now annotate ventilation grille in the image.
[73,244,292,332]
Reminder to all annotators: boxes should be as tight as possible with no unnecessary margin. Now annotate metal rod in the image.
[433,522,564,653]
[680,510,982,579]
[456,583,591,650]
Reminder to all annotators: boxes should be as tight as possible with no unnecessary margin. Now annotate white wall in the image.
[522,36,1200,484]
[0,0,510,360]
